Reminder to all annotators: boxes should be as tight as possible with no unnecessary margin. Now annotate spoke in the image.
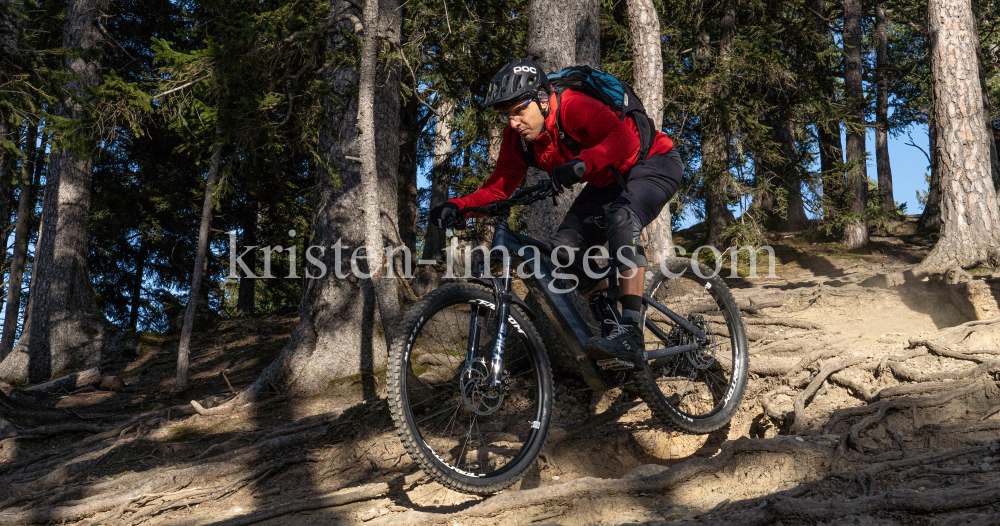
[440,402,463,439]
[415,401,460,427]
[457,414,477,470]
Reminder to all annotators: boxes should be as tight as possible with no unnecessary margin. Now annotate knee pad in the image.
[550,228,587,266]
[607,205,646,272]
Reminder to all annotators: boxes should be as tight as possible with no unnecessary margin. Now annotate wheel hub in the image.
[685,315,716,370]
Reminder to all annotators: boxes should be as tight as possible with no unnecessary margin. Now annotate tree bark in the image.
[1,123,39,359]
[421,100,453,260]
[487,123,503,166]
[524,0,600,243]
[875,1,895,213]
[627,0,673,262]
[357,0,402,351]
[212,0,403,404]
[128,232,147,333]
[0,0,127,384]
[842,0,869,248]
[703,0,736,247]
[236,205,257,316]
[969,9,1000,191]
[176,141,222,391]
[920,109,941,229]
[918,0,1000,271]
[397,96,420,259]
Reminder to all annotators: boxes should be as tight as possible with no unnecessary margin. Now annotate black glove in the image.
[429,202,459,229]
[551,159,586,193]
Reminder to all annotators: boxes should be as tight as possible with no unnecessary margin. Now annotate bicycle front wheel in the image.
[637,258,749,434]
[387,282,552,494]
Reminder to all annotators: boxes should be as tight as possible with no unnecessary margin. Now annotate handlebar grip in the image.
[574,161,586,178]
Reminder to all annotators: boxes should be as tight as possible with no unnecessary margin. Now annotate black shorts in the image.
[551,147,684,253]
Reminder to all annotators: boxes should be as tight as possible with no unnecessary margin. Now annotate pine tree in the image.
[842,0,869,249]
[918,0,1000,270]
[0,0,130,384]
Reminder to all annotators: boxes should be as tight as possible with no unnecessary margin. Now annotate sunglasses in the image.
[498,99,532,124]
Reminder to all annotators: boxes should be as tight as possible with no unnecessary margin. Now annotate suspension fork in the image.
[464,225,515,391]
[487,239,515,390]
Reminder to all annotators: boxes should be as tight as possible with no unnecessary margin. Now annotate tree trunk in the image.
[842,0,868,249]
[627,0,673,262]
[0,0,127,384]
[1,123,39,359]
[763,115,809,231]
[810,0,843,222]
[524,0,600,243]
[357,0,402,352]
[205,0,403,406]
[875,1,894,213]
[703,0,736,247]
[128,233,147,333]
[176,141,222,391]
[918,0,1000,271]
[397,96,420,259]
[0,126,16,325]
[969,8,1000,191]
[920,109,942,230]
[236,205,257,316]
[488,123,503,166]
[422,100,453,260]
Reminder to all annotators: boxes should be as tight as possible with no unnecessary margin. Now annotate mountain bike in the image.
[387,180,749,494]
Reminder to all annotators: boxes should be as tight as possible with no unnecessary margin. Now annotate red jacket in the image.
[449,89,674,210]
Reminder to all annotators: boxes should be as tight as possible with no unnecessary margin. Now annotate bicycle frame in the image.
[465,212,712,391]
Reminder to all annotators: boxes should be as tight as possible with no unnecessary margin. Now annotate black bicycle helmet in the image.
[483,58,549,109]
[993,117,1000,130]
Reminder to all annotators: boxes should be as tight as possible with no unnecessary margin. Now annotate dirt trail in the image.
[2,230,1000,526]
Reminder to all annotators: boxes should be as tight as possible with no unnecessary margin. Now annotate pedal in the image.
[596,358,635,371]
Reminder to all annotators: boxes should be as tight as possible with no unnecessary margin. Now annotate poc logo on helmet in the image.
[513,66,537,74]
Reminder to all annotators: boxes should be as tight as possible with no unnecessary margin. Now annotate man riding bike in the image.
[428,58,684,366]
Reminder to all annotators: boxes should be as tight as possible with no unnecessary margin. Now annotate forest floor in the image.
[3,218,1000,526]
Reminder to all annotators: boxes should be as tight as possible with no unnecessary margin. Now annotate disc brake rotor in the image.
[460,358,505,416]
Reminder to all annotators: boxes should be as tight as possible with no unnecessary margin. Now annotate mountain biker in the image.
[428,57,684,365]
[993,117,1000,143]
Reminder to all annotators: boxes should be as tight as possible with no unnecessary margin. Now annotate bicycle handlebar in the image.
[452,179,558,224]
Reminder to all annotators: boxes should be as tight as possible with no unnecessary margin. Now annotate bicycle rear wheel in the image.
[387,282,552,494]
[637,258,749,434]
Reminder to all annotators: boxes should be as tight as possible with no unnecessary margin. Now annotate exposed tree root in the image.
[908,338,997,363]
[364,436,830,526]
[783,347,843,382]
[0,407,349,525]
[791,356,865,433]
[705,315,823,331]
[204,472,427,526]
[821,378,992,457]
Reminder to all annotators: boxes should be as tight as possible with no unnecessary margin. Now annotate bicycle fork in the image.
[463,249,515,393]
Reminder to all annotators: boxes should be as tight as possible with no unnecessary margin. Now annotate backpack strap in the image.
[553,90,585,156]
[517,135,538,169]
[555,89,656,171]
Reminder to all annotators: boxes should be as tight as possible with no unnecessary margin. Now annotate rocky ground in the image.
[2,222,1000,526]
